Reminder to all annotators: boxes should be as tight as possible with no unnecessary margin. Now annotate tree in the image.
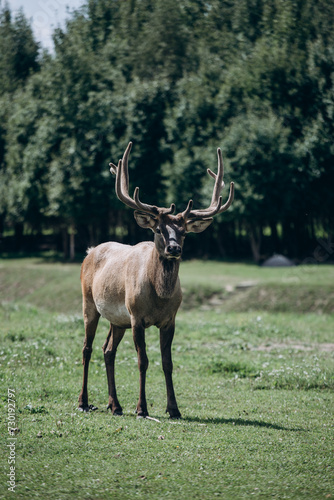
[1,0,333,260]
[0,5,39,94]
[0,4,40,240]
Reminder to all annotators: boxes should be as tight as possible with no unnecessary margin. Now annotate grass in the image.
[1,258,333,314]
[0,258,333,499]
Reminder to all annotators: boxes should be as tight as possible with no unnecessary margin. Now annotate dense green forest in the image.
[0,0,333,261]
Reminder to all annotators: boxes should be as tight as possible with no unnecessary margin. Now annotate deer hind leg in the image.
[78,305,100,411]
[160,323,181,419]
[103,324,125,415]
[132,322,149,417]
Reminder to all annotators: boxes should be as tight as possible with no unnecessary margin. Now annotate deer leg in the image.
[103,324,125,415]
[160,323,181,419]
[78,307,100,411]
[132,323,149,417]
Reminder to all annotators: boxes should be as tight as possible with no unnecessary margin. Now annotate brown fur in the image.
[78,142,234,418]
[78,233,184,418]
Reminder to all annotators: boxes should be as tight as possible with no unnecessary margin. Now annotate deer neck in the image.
[150,247,180,299]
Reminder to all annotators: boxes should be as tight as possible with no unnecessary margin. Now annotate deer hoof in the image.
[136,409,149,418]
[113,409,123,416]
[107,403,123,415]
[167,409,182,419]
[78,404,98,412]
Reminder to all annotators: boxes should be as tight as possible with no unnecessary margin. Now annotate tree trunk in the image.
[216,224,226,257]
[14,223,24,251]
[248,224,262,263]
[69,224,75,261]
[270,221,280,254]
[88,224,95,247]
[62,227,68,259]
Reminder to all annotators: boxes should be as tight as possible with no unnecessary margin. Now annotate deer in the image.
[78,142,234,418]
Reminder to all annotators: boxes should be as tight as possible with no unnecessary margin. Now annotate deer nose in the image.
[166,244,182,257]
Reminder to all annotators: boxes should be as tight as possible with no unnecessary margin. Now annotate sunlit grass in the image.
[0,259,333,498]
[1,300,333,499]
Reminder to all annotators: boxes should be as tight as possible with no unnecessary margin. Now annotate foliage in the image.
[0,0,333,259]
[0,5,40,229]
[0,5,39,95]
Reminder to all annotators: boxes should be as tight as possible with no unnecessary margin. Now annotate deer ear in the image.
[134,211,158,231]
[186,218,213,234]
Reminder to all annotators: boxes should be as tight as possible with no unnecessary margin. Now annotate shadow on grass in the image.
[77,408,306,432]
[182,415,305,432]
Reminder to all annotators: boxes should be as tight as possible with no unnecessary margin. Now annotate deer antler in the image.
[180,148,234,220]
[110,143,234,219]
[110,142,175,216]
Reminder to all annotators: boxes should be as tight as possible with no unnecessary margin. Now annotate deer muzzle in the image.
[166,244,182,259]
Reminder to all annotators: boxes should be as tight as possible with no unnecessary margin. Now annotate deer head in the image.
[110,142,234,260]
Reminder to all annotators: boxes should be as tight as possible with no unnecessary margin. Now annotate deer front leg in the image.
[78,308,100,411]
[103,324,125,415]
[132,322,149,417]
[160,323,181,419]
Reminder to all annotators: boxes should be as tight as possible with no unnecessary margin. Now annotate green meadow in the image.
[0,259,333,499]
